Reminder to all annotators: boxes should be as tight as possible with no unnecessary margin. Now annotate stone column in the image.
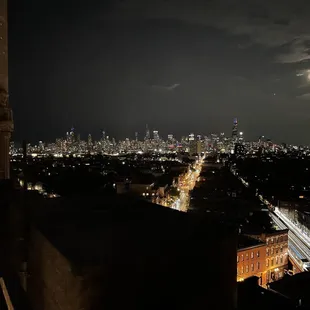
[0,0,13,180]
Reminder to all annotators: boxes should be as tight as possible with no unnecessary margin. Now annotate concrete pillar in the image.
[0,0,13,180]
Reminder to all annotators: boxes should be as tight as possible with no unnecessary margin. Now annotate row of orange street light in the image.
[169,156,205,212]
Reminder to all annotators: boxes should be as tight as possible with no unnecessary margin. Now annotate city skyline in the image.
[9,120,301,146]
[8,0,310,145]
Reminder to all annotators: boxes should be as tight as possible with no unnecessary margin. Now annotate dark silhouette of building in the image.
[237,276,296,310]
[31,195,237,309]
[6,193,237,310]
[269,272,310,308]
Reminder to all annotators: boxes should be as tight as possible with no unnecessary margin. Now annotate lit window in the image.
[246,253,249,260]
[241,254,244,261]
[237,255,239,263]
[257,251,260,257]
[251,263,254,271]
[266,248,269,256]
[245,265,249,273]
[266,259,269,267]
[241,266,244,274]
[251,252,254,259]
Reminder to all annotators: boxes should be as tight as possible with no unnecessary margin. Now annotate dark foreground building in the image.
[3,190,237,310]
[237,276,296,310]
[269,272,310,308]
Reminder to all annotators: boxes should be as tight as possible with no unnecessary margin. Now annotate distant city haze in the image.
[8,0,310,144]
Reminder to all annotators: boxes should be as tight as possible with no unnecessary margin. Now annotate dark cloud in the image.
[273,19,290,26]
[296,93,310,100]
[111,0,310,63]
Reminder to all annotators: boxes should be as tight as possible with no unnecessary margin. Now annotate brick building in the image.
[262,230,289,283]
[237,235,266,285]
[245,229,289,285]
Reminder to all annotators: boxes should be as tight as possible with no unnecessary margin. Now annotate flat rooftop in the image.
[33,194,235,271]
[238,234,264,250]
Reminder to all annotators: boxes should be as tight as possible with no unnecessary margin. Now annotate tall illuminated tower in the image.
[0,0,13,180]
[145,124,150,140]
[153,130,159,140]
[232,118,238,141]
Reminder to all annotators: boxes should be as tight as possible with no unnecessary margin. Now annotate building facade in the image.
[237,242,266,285]
[263,231,289,283]
[245,229,289,286]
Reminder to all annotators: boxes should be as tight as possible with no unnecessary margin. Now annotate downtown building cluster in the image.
[11,120,246,157]
[11,118,310,159]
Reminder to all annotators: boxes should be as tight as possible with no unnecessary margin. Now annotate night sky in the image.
[8,0,310,144]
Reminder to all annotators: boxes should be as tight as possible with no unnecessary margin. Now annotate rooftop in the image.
[33,194,235,271]
[32,194,237,309]
[238,277,296,310]
[238,234,265,250]
[269,272,310,307]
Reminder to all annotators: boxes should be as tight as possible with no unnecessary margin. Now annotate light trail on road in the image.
[176,156,205,212]
[270,213,310,261]
[275,208,310,246]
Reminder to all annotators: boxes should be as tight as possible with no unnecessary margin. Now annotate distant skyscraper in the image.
[145,124,150,140]
[39,141,44,152]
[153,130,159,140]
[135,132,138,141]
[167,134,173,141]
[189,133,196,155]
[69,127,75,143]
[238,131,244,144]
[232,118,238,140]
[101,130,106,141]
[87,134,92,147]
[196,140,202,155]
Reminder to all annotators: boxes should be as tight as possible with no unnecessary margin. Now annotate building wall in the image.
[265,232,289,284]
[245,230,289,286]
[237,244,266,285]
[27,227,84,310]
